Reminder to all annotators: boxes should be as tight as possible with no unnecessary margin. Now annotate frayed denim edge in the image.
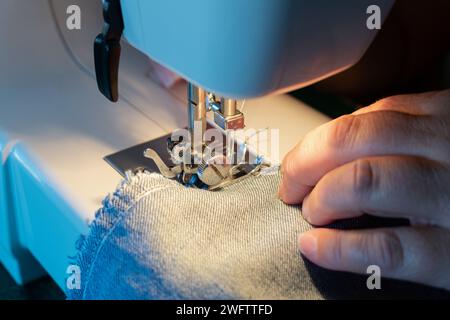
[65,172,161,299]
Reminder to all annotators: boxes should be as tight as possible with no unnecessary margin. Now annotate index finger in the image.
[278,110,442,205]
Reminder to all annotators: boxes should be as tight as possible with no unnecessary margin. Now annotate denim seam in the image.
[81,185,175,299]
[66,172,174,299]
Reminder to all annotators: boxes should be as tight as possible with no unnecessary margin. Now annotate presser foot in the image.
[143,147,269,191]
[104,132,270,191]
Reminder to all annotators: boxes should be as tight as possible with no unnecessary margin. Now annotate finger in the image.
[302,156,450,227]
[278,146,313,202]
[279,110,449,205]
[354,90,450,116]
[298,227,450,291]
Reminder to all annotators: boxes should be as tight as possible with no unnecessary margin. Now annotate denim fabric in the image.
[67,171,450,300]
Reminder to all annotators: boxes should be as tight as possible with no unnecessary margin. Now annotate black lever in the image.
[94,0,124,102]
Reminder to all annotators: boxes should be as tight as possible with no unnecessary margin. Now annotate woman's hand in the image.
[279,90,450,290]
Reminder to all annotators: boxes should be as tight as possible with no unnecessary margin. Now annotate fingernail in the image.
[298,233,317,259]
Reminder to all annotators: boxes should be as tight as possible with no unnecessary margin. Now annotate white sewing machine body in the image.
[0,0,392,290]
[121,0,394,98]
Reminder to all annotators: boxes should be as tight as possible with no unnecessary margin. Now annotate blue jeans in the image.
[67,172,450,299]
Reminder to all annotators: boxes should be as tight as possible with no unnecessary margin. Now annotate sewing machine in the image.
[0,0,392,290]
[96,0,395,190]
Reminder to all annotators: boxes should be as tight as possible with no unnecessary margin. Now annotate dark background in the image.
[0,264,63,300]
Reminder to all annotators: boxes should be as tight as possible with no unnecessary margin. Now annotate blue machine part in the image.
[120,0,394,98]
[0,137,86,287]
